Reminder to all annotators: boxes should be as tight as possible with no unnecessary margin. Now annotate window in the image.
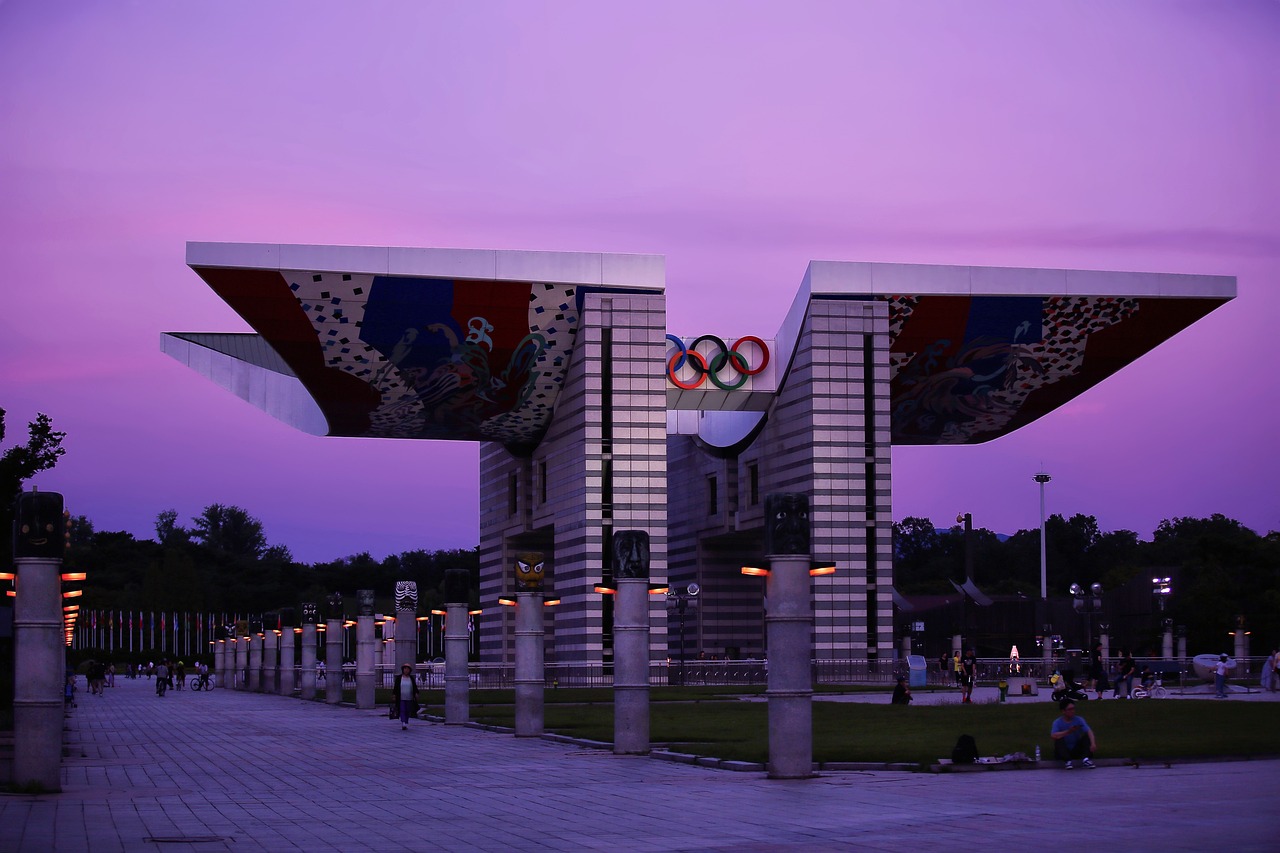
[747,462,759,506]
[508,473,518,516]
[708,475,718,515]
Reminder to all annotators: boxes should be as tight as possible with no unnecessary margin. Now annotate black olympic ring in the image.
[665,334,770,391]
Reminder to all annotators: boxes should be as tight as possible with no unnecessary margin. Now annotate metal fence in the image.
[238,655,1277,692]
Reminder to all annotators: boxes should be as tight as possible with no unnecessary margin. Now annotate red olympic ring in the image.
[665,335,770,391]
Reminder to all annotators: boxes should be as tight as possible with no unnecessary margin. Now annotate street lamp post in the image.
[1033,472,1052,600]
[1152,576,1173,659]
[1070,582,1104,649]
[665,583,700,686]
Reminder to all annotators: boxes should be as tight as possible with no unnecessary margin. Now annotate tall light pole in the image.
[1033,472,1052,600]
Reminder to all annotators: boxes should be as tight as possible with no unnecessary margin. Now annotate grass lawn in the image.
[401,687,1280,766]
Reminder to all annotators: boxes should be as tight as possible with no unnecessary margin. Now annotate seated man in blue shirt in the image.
[1050,699,1096,769]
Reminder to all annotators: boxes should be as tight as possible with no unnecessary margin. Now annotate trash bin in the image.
[907,655,927,688]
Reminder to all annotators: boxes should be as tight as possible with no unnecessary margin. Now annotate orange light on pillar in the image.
[543,599,561,607]
[468,609,483,616]
[740,566,770,577]
[0,572,15,581]
[430,609,446,616]
[497,598,516,607]
[61,589,82,598]
[60,572,87,582]
[593,585,616,595]
[809,565,837,576]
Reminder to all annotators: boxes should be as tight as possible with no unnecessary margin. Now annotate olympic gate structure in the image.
[164,243,1233,665]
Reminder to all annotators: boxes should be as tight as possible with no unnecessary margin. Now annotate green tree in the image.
[0,409,67,562]
[154,509,192,547]
[190,504,267,560]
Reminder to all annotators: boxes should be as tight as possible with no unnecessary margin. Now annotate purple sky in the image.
[2,2,1277,564]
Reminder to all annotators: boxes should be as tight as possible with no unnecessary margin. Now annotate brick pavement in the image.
[2,676,1277,851]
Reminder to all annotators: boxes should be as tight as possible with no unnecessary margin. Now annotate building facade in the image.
[165,243,1234,665]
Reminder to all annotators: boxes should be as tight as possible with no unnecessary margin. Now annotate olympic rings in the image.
[665,334,770,391]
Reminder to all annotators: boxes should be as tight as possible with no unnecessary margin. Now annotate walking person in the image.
[1269,649,1280,693]
[394,663,419,730]
[961,648,977,704]
[155,661,169,697]
[1213,653,1234,698]
[1050,699,1097,769]
[1088,643,1106,700]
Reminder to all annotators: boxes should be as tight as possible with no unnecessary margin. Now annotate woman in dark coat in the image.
[395,664,419,730]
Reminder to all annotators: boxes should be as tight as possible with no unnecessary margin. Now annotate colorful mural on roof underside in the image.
[882,293,1224,445]
[195,266,582,449]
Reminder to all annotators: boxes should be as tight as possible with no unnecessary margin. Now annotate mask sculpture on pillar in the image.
[301,602,318,625]
[395,581,418,613]
[357,589,375,616]
[13,490,65,559]
[513,552,546,591]
[327,592,343,618]
[443,568,470,605]
[613,531,650,580]
[765,492,811,556]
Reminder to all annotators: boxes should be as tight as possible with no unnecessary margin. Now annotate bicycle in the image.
[189,676,215,691]
[1130,678,1169,699]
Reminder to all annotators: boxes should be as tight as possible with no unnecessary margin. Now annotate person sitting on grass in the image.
[1050,699,1096,769]
[891,676,913,705]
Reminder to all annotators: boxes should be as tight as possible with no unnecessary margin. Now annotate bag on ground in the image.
[952,734,978,764]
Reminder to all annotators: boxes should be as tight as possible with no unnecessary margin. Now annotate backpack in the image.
[952,734,978,765]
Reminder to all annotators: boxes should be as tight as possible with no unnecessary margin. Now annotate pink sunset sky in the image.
[2,1,1277,564]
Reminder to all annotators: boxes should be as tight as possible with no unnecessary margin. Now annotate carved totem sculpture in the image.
[513,552,546,591]
[357,589,375,616]
[612,531,650,579]
[13,490,65,559]
[394,580,418,612]
[765,492,811,556]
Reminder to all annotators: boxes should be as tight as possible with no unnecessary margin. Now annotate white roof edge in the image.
[802,260,1236,300]
[185,241,666,289]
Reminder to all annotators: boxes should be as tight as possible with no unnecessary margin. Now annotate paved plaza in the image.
[2,677,1277,852]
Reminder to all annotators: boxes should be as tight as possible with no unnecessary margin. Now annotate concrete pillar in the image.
[1099,633,1110,663]
[234,637,248,690]
[356,589,376,709]
[278,625,295,694]
[395,613,416,674]
[766,552,813,779]
[248,636,262,692]
[445,602,469,724]
[1234,622,1249,667]
[262,630,278,694]
[12,556,64,792]
[326,618,343,704]
[383,616,395,675]
[1162,628,1174,660]
[514,591,545,737]
[1176,632,1188,661]
[214,640,226,688]
[300,622,318,699]
[613,578,650,754]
